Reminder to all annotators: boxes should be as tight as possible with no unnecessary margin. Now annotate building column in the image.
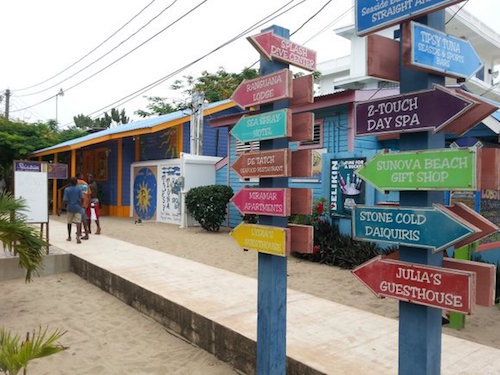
[71,149,76,177]
[117,138,123,216]
[52,153,58,215]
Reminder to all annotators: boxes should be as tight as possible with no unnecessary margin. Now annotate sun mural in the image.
[133,167,157,220]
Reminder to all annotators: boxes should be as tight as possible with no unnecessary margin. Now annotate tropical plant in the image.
[185,185,233,232]
[0,326,67,375]
[0,192,46,282]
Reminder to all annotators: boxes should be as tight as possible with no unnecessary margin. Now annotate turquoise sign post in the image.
[352,205,475,252]
[230,109,291,143]
[355,148,476,192]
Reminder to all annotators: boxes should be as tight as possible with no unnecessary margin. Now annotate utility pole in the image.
[5,89,10,119]
[190,91,205,155]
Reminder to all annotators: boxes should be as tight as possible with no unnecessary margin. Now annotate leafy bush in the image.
[185,185,233,232]
[291,198,393,269]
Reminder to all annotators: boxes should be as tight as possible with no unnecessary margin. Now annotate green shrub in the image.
[185,185,233,232]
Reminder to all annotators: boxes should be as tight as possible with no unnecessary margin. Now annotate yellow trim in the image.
[117,139,123,209]
[103,205,130,217]
[29,101,236,157]
[71,150,76,176]
[177,124,183,155]
[52,153,58,216]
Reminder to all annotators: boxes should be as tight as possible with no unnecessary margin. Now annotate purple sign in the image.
[355,86,473,137]
[14,161,42,172]
[47,163,68,179]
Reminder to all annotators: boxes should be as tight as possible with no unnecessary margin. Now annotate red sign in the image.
[231,69,293,109]
[352,256,476,314]
[231,149,291,179]
[231,188,290,217]
[248,31,317,71]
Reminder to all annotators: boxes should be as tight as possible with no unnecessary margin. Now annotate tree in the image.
[135,67,259,117]
[73,107,129,130]
[0,192,46,282]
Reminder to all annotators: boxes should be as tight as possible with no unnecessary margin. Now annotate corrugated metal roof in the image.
[31,99,233,156]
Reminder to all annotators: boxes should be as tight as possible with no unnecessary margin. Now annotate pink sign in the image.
[352,256,476,314]
[231,69,292,109]
[231,188,290,217]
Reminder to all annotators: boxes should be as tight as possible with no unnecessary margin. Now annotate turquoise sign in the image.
[353,205,475,252]
[230,109,290,143]
[410,22,483,79]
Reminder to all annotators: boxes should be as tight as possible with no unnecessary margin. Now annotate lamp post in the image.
[55,88,64,124]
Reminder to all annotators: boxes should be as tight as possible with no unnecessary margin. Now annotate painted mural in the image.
[158,163,182,224]
[133,166,157,221]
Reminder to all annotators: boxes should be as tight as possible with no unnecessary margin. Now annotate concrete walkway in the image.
[48,220,500,374]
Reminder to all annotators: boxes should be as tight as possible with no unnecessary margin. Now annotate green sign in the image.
[355,148,476,192]
[230,109,290,143]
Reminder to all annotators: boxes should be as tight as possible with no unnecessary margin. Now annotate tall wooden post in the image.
[256,25,289,375]
[52,153,58,215]
[398,11,445,374]
[117,138,123,216]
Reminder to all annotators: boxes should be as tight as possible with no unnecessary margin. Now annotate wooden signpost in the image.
[231,223,290,257]
[352,256,476,314]
[231,188,291,217]
[231,149,291,179]
[230,109,291,143]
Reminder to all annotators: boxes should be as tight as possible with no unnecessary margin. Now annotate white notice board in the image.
[14,161,48,223]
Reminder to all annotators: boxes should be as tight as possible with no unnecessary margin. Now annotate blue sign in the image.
[133,167,157,220]
[356,0,463,36]
[352,205,474,252]
[409,22,482,79]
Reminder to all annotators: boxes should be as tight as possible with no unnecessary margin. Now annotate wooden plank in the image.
[290,112,314,142]
[289,224,313,254]
[478,148,500,190]
[368,34,400,82]
[290,188,312,215]
[290,75,314,106]
[291,149,313,178]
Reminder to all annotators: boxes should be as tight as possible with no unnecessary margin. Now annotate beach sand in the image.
[1,215,499,374]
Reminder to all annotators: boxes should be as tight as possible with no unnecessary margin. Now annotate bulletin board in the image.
[13,161,49,223]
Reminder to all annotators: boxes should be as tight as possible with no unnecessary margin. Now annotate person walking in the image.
[87,173,101,234]
[76,172,90,240]
[61,177,83,244]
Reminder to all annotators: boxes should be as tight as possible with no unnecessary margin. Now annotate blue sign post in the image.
[407,21,483,79]
[355,0,464,36]
[353,205,475,252]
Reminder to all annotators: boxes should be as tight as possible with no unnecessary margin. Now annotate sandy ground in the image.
[1,214,499,374]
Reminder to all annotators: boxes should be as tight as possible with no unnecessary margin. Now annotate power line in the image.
[302,5,352,44]
[11,0,208,113]
[445,0,469,25]
[62,0,305,126]
[290,0,333,36]
[16,0,178,97]
[14,0,157,92]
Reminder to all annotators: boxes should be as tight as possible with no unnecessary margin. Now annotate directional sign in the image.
[231,69,293,109]
[352,205,476,252]
[404,21,483,79]
[352,256,476,314]
[230,109,291,143]
[355,148,477,192]
[355,85,473,136]
[355,0,464,36]
[248,31,317,71]
[231,188,290,217]
[231,149,291,179]
[231,223,289,257]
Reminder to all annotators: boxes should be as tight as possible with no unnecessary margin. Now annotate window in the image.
[235,140,260,155]
[298,119,323,149]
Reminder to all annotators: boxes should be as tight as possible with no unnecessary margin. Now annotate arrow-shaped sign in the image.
[352,256,475,314]
[355,85,474,137]
[231,187,291,217]
[404,21,483,79]
[230,109,291,143]
[352,205,477,252]
[440,202,499,248]
[231,223,290,257]
[231,149,291,179]
[355,148,477,192]
[248,31,317,71]
[231,69,293,109]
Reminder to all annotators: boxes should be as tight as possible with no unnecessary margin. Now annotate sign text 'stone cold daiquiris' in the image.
[406,21,483,79]
[352,205,475,252]
[355,85,473,136]
[352,256,475,314]
[355,0,464,36]
[355,148,476,192]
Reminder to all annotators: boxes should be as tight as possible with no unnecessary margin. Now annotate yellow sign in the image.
[231,223,289,257]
